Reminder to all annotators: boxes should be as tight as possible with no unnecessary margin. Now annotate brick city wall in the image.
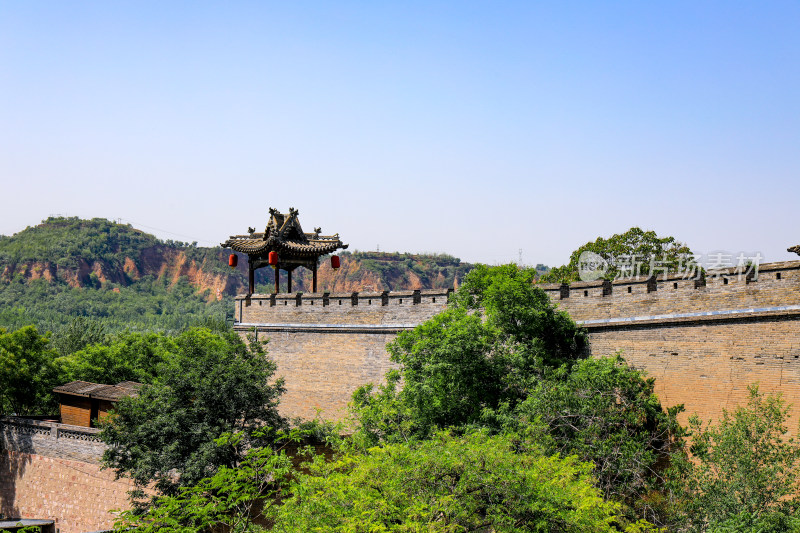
[538,260,800,428]
[235,289,451,421]
[0,418,135,533]
[237,262,800,428]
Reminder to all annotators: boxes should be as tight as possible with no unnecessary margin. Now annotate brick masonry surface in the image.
[0,418,137,533]
[237,263,800,430]
[236,289,451,421]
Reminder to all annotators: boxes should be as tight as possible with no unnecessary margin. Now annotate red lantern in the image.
[331,255,341,270]
[228,254,238,268]
[269,251,278,269]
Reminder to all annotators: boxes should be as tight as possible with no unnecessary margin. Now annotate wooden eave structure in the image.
[54,380,142,402]
[222,207,348,294]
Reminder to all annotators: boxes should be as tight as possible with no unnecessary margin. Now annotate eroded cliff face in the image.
[0,247,246,301]
[266,253,465,294]
[0,218,469,300]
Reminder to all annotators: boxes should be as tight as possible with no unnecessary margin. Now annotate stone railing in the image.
[0,417,106,464]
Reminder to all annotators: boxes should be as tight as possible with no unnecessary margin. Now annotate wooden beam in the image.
[312,263,318,293]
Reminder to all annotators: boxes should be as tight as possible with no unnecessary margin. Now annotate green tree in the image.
[274,430,655,532]
[100,328,286,501]
[57,331,172,385]
[51,317,108,357]
[113,429,301,533]
[672,385,800,532]
[352,264,587,445]
[540,227,695,283]
[0,326,60,416]
[515,355,685,522]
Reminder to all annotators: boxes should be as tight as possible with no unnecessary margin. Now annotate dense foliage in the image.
[352,263,587,444]
[671,386,800,532]
[350,264,691,529]
[274,430,653,533]
[57,330,174,385]
[100,329,286,500]
[515,355,685,521]
[0,217,235,333]
[116,429,658,533]
[113,429,299,533]
[0,275,234,335]
[541,227,695,283]
[0,326,60,416]
[0,217,160,267]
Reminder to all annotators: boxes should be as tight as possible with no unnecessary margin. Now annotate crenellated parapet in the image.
[538,260,800,328]
[234,288,453,334]
[0,417,105,464]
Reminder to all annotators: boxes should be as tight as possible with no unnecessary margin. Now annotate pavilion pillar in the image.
[287,270,293,293]
[312,263,318,293]
[274,268,280,294]
[248,262,254,295]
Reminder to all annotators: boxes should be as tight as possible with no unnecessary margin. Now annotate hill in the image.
[0,217,473,334]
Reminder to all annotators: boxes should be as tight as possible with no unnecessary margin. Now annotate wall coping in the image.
[0,416,103,443]
[538,260,800,291]
[234,288,453,300]
[235,322,417,334]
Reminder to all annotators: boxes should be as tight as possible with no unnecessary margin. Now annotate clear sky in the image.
[1,2,798,266]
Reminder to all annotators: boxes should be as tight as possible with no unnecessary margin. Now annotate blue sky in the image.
[1,2,798,266]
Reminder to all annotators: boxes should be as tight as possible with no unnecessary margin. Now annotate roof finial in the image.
[289,207,299,217]
[789,245,800,256]
[268,207,278,217]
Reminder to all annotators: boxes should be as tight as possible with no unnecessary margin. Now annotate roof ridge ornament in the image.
[789,245,800,256]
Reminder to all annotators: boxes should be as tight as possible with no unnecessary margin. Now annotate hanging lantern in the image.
[269,251,279,269]
[331,255,340,270]
[228,254,238,268]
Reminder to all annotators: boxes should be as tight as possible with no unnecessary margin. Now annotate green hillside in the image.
[0,217,475,336]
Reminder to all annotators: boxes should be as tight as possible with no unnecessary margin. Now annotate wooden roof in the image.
[54,380,143,402]
[221,207,348,258]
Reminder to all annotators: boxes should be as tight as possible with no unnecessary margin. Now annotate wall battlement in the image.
[234,288,452,330]
[539,261,800,327]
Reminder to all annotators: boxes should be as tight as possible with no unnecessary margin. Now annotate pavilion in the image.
[221,207,348,294]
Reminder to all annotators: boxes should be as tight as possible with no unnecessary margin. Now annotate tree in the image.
[274,430,656,532]
[0,326,60,416]
[100,328,286,501]
[50,316,107,357]
[57,331,172,385]
[540,227,695,283]
[352,264,587,445]
[113,429,300,533]
[515,355,685,522]
[672,385,800,532]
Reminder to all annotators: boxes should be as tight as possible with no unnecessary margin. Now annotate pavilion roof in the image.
[221,207,348,258]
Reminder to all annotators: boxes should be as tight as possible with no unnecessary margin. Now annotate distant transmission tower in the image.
[518,248,523,266]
